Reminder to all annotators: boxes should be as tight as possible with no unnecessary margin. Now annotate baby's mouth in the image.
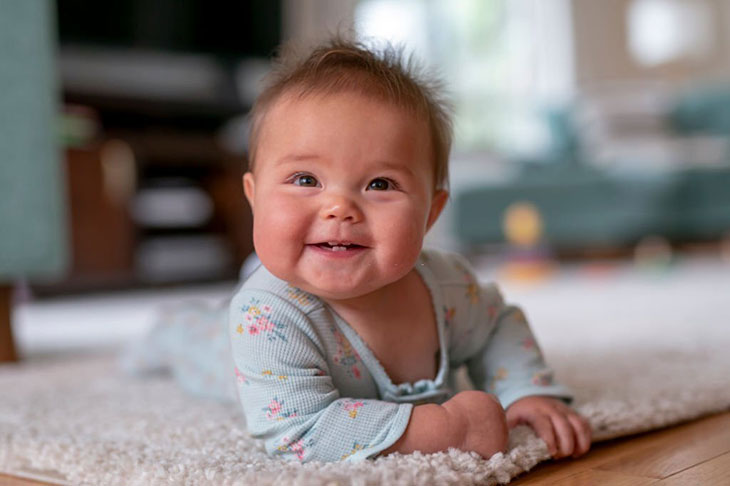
[313,241,366,252]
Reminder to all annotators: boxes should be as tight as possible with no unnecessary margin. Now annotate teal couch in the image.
[453,87,730,251]
[454,165,730,250]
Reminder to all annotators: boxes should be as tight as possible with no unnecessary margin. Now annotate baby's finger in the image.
[549,413,575,459]
[529,414,558,457]
[568,413,592,457]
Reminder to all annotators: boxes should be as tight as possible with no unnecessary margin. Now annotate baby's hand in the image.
[442,391,509,459]
[506,396,591,459]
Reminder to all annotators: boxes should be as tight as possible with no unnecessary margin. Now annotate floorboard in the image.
[658,451,730,485]
[512,411,730,485]
[0,473,58,486]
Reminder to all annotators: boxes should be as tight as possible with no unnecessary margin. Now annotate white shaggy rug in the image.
[1,256,730,485]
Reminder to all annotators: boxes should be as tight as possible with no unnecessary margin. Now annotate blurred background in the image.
[2,0,730,361]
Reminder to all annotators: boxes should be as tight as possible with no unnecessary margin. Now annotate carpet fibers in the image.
[2,258,729,485]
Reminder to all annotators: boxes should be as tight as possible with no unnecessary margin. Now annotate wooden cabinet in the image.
[34,133,252,295]
[66,144,135,281]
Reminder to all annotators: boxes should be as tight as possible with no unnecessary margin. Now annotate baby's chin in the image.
[285,277,384,303]
[261,263,397,302]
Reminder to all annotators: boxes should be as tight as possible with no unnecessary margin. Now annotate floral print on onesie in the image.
[331,325,363,379]
[228,249,572,463]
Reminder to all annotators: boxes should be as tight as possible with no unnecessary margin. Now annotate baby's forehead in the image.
[259,90,425,144]
[267,91,431,147]
[270,88,416,117]
[251,87,440,186]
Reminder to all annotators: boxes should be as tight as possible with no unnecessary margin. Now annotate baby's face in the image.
[244,91,447,301]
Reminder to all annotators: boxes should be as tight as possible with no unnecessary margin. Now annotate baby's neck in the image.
[323,267,440,384]
[323,269,424,330]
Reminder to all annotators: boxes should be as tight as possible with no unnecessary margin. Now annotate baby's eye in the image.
[292,174,319,187]
[367,178,394,191]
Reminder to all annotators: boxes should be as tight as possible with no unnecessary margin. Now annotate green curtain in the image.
[0,0,68,279]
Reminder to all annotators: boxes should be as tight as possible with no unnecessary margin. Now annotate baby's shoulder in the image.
[419,248,478,284]
[229,265,329,350]
[231,264,324,317]
[419,248,504,306]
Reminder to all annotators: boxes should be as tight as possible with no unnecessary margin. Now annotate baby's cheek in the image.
[380,220,424,271]
[391,215,425,248]
[254,199,309,262]
[255,198,307,238]
[254,216,290,250]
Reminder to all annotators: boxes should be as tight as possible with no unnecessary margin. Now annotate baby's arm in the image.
[382,390,508,459]
[231,288,510,461]
[230,290,413,462]
[463,284,591,458]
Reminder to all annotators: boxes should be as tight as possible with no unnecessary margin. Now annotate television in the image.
[56,0,281,123]
[57,0,281,59]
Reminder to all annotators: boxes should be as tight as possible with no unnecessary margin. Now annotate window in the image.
[355,0,574,157]
[627,0,713,67]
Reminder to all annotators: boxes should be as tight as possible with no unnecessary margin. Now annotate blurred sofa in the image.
[453,83,730,251]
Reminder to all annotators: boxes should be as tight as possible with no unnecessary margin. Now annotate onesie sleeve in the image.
[229,289,412,463]
[464,285,573,408]
[439,253,572,409]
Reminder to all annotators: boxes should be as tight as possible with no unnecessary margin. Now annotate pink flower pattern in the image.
[443,306,456,328]
[239,299,287,342]
[277,436,312,461]
[263,397,297,421]
[331,326,362,379]
[532,370,554,386]
[341,399,365,419]
[521,337,536,351]
[234,366,249,385]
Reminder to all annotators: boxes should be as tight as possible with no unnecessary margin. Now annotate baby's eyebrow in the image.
[275,153,320,166]
[372,161,417,177]
[274,154,417,178]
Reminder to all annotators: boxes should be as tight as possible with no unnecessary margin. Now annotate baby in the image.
[229,38,591,463]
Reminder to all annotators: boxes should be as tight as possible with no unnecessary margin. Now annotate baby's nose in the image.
[319,194,363,223]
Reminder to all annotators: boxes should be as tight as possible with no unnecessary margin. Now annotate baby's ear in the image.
[426,190,449,231]
[243,172,255,210]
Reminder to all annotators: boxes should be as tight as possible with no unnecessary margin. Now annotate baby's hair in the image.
[247,36,453,191]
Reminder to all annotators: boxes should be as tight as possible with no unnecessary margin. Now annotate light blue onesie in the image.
[228,249,571,463]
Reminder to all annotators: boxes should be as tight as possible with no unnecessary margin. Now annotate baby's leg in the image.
[119,300,236,403]
[119,254,260,402]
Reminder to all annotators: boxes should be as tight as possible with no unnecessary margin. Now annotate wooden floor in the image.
[512,411,730,485]
[0,475,57,486]
[1,411,728,485]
